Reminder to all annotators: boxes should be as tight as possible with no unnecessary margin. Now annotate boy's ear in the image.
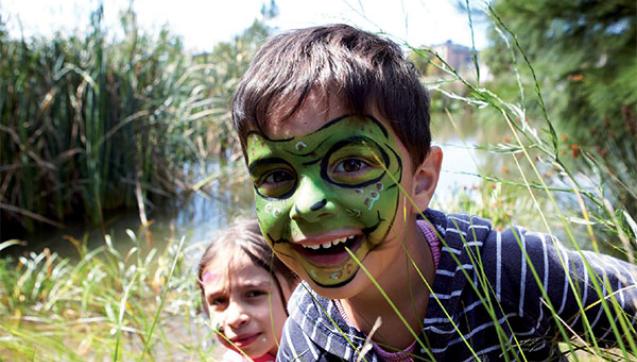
[411,146,443,212]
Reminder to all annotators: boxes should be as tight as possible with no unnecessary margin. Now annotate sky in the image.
[0,0,490,51]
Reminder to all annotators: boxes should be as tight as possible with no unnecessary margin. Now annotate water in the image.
[6,160,255,258]
[9,113,497,256]
[13,148,480,254]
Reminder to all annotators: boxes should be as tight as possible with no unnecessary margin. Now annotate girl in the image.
[197,219,298,362]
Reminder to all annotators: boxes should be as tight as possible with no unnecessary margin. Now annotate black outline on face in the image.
[249,114,404,288]
[249,157,298,200]
[319,136,391,189]
[247,115,396,200]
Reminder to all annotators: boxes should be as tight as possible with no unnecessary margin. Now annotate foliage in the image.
[483,0,637,211]
[0,6,272,235]
[398,3,637,356]
[0,234,215,361]
[190,20,272,159]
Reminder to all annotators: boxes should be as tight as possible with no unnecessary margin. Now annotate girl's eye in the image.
[246,290,268,298]
[334,158,370,173]
[209,296,228,307]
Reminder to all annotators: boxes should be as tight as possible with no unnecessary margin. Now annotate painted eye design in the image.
[324,138,389,187]
[249,158,297,199]
[256,168,296,199]
[333,158,371,174]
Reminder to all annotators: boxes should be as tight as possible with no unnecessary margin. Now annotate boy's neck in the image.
[339,219,435,350]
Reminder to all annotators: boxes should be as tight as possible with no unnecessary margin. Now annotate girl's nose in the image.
[289,177,335,222]
[225,301,250,330]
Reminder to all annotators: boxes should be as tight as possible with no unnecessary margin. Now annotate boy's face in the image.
[245,92,428,297]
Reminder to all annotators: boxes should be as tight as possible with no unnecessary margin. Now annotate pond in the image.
[12,117,493,258]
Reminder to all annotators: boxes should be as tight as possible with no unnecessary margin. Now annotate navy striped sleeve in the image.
[490,227,637,346]
[277,316,337,361]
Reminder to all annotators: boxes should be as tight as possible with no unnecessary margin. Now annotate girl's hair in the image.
[197,218,298,315]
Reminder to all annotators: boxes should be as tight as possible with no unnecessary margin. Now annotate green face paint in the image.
[246,115,403,288]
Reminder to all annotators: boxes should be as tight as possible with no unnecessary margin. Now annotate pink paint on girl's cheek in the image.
[202,271,219,284]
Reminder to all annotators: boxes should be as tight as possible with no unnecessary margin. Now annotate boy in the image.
[231,24,637,361]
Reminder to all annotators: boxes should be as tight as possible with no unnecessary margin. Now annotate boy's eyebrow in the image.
[246,130,294,143]
[314,114,389,139]
[314,114,354,132]
[300,135,386,167]
[247,157,291,174]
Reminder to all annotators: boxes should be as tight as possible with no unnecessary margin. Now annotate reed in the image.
[0,6,252,234]
[0,232,216,361]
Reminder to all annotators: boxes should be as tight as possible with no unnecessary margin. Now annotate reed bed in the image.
[0,7,239,234]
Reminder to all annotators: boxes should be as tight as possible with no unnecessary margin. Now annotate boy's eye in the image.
[263,170,293,184]
[333,158,370,173]
[255,168,296,199]
[325,139,388,187]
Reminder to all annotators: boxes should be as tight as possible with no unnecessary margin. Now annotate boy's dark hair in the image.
[232,23,431,167]
[197,219,298,316]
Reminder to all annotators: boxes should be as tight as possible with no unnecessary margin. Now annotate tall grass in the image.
[0,6,241,234]
[335,3,637,360]
[0,232,217,361]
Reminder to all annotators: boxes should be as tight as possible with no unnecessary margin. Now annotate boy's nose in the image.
[290,177,334,222]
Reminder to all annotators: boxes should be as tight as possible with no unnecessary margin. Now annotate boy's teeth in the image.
[303,236,355,250]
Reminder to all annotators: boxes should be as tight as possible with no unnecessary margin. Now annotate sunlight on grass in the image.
[1,2,635,361]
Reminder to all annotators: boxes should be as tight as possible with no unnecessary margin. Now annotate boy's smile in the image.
[246,115,403,288]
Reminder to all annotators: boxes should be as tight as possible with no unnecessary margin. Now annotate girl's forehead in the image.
[203,252,273,287]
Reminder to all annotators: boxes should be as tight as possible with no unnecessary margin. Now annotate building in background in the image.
[428,40,490,81]
[433,40,473,72]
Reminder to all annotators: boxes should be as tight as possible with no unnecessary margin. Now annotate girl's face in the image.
[202,252,289,358]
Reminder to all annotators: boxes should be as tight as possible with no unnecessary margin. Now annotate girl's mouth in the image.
[229,332,261,348]
[292,234,363,267]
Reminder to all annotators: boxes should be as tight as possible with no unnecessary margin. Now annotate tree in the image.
[484,0,637,208]
[191,16,273,159]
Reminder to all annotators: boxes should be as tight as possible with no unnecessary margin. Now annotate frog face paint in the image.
[246,115,403,288]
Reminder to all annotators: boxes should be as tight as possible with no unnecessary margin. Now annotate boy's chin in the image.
[305,269,370,300]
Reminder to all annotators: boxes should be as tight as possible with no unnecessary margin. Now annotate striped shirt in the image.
[277,209,637,361]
